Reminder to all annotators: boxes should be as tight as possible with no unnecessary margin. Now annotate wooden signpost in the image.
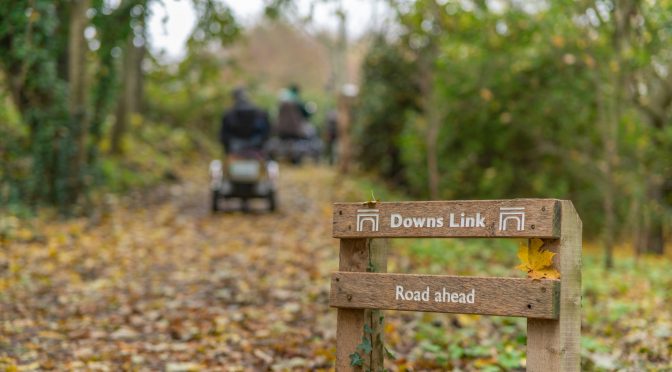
[329,199,582,371]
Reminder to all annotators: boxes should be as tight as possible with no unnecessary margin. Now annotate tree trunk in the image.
[642,178,665,254]
[599,74,617,269]
[425,85,440,200]
[419,51,440,200]
[601,0,632,268]
[624,1,668,254]
[335,7,351,174]
[419,0,441,200]
[337,93,352,174]
[67,0,91,203]
[647,219,665,255]
[420,45,440,200]
[111,36,143,155]
[134,44,146,114]
[634,108,669,256]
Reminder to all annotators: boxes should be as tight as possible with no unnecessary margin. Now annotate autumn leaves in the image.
[516,238,561,280]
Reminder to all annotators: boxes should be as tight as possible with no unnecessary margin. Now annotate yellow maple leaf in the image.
[516,238,560,280]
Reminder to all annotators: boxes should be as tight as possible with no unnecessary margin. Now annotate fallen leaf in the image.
[516,238,560,279]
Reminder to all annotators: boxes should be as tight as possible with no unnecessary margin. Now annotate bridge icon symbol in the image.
[356,209,380,232]
[498,207,526,231]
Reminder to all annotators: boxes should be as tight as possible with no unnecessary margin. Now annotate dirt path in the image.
[6,163,672,371]
[1,164,342,371]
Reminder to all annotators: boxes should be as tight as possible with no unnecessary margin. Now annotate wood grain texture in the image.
[527,200,582,372]
[366,239,387,369]
[333,199,560,239]
[335,239,387,371]
[330,272,560,319]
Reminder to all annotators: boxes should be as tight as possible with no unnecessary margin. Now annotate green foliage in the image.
[0,0,241,214]
[98,118,216,192]
[349,325,379,368]
[88,0,139,148]
[354,34,419,186]
[390,235,672,369]
[144,53,232,137]
[263,0,296,20]
[144,2,240,139]
[358,336,373,354]
[349,351,364,367]
[0,84,29,211]
[0,0,136,211]
[354,1,672,241]
[187,0,240,51]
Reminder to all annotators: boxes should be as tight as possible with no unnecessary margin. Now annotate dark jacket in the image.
[220,102,270,154]
[276,101,305,139]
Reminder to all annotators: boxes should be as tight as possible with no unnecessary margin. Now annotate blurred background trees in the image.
[0,0,669,259]
[354,0,671,259]
[0,0,240,213]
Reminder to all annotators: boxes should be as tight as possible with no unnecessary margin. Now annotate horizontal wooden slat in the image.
[330,272,560,319]
[333,199,560,238]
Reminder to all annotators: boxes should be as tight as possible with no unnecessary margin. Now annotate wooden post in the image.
[336,238,387,371]
[527,201,582,371]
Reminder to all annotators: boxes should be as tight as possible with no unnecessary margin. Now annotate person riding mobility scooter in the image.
[266,85,322,164]
[210,88,278,212]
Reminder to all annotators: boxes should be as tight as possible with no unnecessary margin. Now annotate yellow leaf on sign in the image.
[516,238,560,280]
[529,267,560,280]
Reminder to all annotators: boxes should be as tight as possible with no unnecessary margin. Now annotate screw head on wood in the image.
[347,294,353,301]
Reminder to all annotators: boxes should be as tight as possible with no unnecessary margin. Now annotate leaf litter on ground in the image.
[1,164,670,371]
